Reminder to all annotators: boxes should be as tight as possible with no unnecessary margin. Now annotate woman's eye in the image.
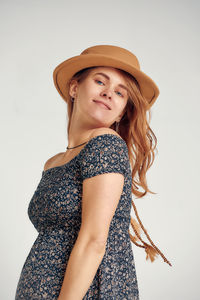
[95,80,123,97]
[116,91,123,97]
[95,79,104,85]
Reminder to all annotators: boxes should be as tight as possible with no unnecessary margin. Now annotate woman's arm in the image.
[57,234,106,300]
[58,171,124,299]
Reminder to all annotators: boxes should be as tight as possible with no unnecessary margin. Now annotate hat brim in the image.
[53,54,160,108]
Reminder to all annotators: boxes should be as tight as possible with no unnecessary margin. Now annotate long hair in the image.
[65,67,172,266]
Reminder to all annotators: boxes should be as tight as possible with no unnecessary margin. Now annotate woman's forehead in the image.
[89,66,127,81]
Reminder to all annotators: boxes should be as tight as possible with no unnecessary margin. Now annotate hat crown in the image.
[81,45,140,70]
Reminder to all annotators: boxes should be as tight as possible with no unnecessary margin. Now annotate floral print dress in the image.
[15,133,140,299]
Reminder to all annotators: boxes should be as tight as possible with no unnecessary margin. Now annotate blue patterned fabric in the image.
[15,134,140,299]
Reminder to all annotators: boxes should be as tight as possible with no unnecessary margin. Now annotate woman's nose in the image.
[100,88,112,99]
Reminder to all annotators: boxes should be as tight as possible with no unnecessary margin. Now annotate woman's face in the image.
[69,66,129,128]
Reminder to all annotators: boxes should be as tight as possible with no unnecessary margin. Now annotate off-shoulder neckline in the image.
[42,133,126,175]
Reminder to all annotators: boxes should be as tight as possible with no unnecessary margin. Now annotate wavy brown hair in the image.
[65,67,172,267]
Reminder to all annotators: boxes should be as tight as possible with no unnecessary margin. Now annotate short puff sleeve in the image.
[80,134,129,181]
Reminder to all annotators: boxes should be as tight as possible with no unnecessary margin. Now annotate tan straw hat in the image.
[53,44,160,109]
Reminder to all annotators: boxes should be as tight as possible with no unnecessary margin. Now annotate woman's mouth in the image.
[93,100,111,110]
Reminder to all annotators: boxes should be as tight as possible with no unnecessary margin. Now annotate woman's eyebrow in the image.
[93,72,128,92]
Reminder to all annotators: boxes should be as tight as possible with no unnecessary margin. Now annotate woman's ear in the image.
[69,79,78,98]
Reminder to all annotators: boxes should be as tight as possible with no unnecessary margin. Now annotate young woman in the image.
[15,45,172,299]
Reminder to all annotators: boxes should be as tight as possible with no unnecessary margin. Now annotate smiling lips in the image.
[93,100,111,110]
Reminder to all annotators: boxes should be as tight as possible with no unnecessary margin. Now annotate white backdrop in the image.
[1,0,199,299]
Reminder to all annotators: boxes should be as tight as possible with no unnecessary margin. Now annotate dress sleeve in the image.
[80,133,129,181]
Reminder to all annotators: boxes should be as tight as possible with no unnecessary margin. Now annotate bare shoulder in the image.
[43,152,64,171]
[89,127,122,141]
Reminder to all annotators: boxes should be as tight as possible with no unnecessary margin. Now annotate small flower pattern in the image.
[15,134,140,299]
